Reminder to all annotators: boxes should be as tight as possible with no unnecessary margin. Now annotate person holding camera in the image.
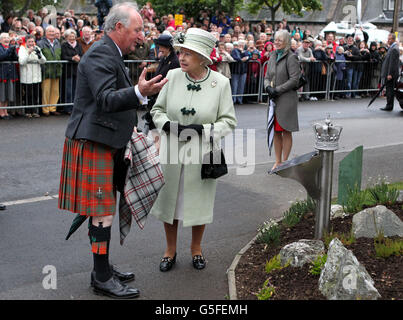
[0,32,18,120]
[18,34,46,118]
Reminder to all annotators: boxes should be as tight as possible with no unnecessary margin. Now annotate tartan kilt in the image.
[58,138,117,217]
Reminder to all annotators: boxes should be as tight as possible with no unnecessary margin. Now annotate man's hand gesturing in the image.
[137,68,168,97]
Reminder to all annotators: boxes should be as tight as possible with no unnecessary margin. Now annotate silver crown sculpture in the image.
[313,115,343,151]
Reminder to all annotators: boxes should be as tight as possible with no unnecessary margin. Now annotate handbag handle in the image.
[209,123,214,164]
[209,123,214,147]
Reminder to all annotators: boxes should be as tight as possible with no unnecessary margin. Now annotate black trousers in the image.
[385,77,397,109]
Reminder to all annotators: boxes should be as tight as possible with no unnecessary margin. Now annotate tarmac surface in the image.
[0,98,403,300]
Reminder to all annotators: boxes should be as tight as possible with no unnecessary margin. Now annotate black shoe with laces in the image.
[92,276,140,299]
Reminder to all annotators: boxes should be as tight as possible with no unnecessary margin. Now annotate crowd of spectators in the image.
[0,5,401,119]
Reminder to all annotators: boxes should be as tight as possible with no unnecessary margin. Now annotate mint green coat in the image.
[150,68,237,227]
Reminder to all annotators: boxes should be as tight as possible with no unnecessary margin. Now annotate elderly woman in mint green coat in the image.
[150,28,237,272]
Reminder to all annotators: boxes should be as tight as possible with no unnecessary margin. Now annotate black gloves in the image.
[162,121,204,141]
[142,111,156,130]
[266,86,278,99]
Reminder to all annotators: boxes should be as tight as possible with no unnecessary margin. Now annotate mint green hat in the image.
[173,28,217,65]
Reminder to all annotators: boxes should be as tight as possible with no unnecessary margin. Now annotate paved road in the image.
[0,98,402,299]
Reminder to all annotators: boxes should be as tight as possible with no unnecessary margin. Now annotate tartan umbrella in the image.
[367,83,386,108]
[65,214,88,240]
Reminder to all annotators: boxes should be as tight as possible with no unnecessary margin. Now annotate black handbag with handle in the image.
[201,123,228,179]
[285,53,307,90]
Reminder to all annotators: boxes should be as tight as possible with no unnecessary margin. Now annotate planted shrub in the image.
[256,219,281,247]
[367,176,399,206]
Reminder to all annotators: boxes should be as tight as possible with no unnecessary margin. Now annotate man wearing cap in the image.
[380,33,400,111]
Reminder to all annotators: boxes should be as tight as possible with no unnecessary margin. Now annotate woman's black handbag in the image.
[201,124,228,179]
[285,54,307,90]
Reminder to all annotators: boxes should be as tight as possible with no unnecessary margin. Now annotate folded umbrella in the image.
[367,82,385,108]
[267,99,275,156]
[65,214,88,240]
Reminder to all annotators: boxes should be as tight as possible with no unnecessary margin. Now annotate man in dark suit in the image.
[58,2,167,299]
[380,33,400,111]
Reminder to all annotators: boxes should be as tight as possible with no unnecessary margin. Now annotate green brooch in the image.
[181,107,196,116]
[187,83,201,91]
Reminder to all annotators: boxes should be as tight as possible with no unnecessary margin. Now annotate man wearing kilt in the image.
[58,2,167,299]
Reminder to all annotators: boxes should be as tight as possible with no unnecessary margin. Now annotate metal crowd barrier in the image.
[260,59,381,101]
[0,60,157,111]
[0,59,383,112]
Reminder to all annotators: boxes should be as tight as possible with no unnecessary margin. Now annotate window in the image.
[384,0,403,11]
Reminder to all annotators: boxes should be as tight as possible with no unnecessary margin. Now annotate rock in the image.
[397,190,403,202]
[330,204,348,220]
[279,239,325,267]
[352,205,403,238]
[319,238,381,300]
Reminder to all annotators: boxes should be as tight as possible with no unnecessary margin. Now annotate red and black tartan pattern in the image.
[58,138,117,217]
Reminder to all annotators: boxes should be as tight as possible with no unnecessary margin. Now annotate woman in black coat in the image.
[143,34,179,131]
[61,28,83,114]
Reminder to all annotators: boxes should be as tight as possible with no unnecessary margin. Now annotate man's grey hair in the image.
[45,25,55,33]
[0,33,10,41]
[104,2,139,33]
[275,29,291,51]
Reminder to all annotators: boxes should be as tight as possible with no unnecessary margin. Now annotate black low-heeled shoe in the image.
[159,253,177,272]
[192,254,207,270]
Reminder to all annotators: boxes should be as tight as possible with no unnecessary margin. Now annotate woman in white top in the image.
[18,34,46,117]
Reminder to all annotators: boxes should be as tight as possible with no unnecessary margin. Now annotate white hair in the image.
[225,42,233,50]
[0,33,10,41]
[82,26,92,33]
[104,2,139,33]
[64,28,76,38]
[275,30,291,51]
[45,25,55,33]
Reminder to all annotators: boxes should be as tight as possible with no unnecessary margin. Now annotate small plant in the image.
[342,184,368,214]
[256,219,281,247]
[323,230,355,248]
[265,254,289,274]
[255,279,275,300]
[367,176,399,206]
[282,197,316,228]
[309,254,327,276]
[374,231,403,258]
[282,207,301,228]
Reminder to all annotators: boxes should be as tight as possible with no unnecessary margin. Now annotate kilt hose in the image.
[58,138,118,218]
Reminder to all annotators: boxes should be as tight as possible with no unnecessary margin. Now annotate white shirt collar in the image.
[111,39,122,57]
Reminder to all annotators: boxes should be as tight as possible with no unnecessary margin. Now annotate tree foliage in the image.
[136,0,244,21]
[246,0,323,26]
[1,0,57,16]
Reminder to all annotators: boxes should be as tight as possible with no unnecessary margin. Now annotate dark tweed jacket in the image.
[65,34,139,149]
